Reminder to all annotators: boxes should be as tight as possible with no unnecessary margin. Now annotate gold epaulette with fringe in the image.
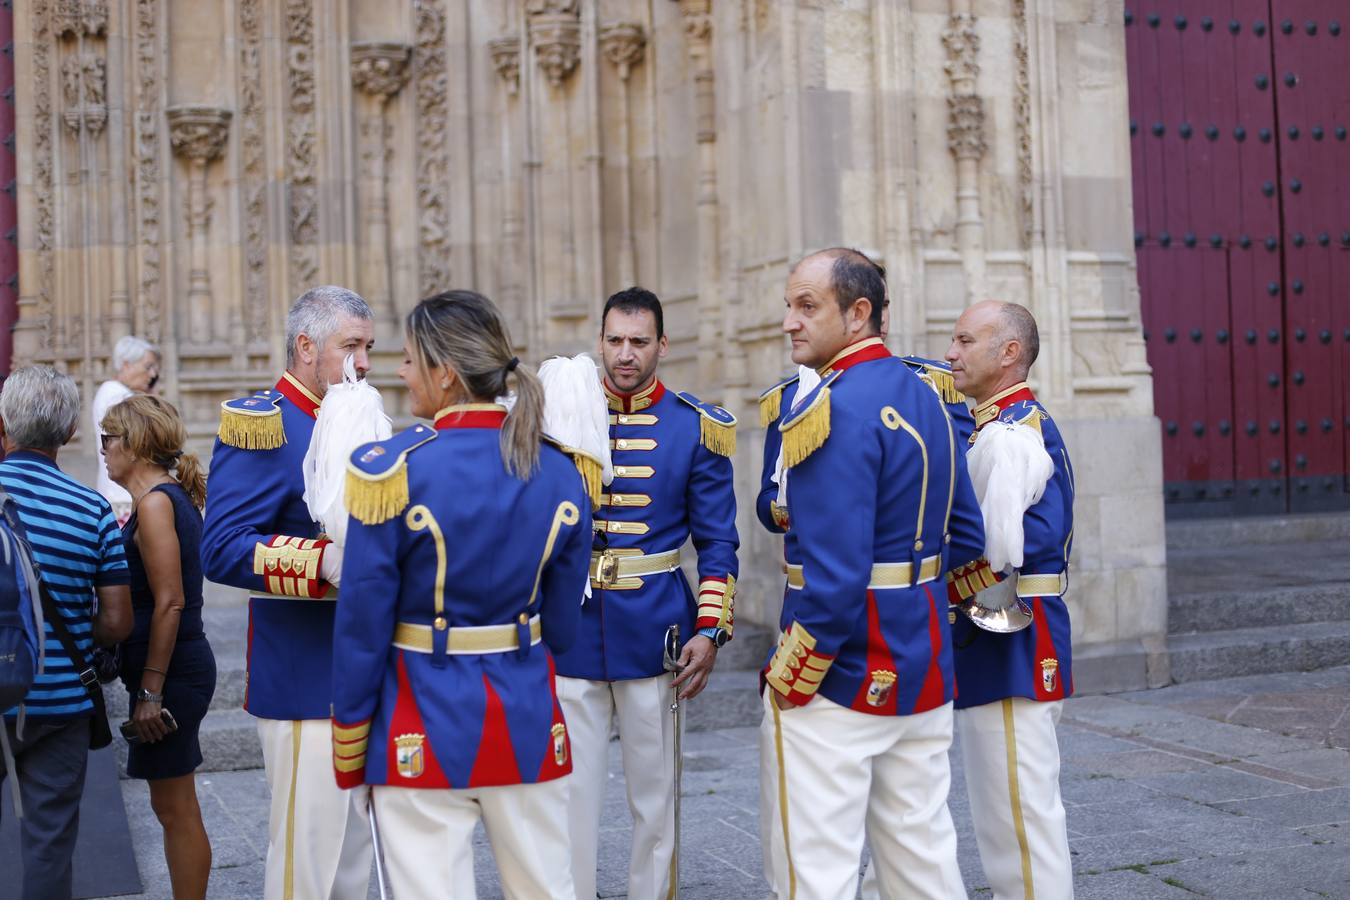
[675,391,737,458]
[547,437,604,510]
[218,390,285,450]
[778,372,838,467]
[900,356,965,406]
[758,374,800,428]
[344,425,437,525]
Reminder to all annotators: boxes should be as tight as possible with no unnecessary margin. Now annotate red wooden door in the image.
[0,3,16,375]
[1126,2,1350,514]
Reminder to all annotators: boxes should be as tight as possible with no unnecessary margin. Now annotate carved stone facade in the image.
[11,1,1166,690]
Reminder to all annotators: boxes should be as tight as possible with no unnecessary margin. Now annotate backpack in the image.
[0,484,45,818]
[0,486,41,711]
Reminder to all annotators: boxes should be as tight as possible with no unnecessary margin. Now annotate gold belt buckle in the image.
[596,550,620,588]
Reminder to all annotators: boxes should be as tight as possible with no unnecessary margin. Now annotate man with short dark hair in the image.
[202,285,376,900]
[552,286,739,900]
[759,249,985,898]
[0,365,133,900]
[945,299,1075,899]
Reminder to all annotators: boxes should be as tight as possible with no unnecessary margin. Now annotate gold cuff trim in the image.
[784,556,942,591]
[393,615,542,654]
[333,755,367,773]
[253,538,324,581]
[764,621,830,698]
[332,721,371,741]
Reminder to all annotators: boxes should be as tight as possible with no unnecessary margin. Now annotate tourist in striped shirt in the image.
[0,365,132,900]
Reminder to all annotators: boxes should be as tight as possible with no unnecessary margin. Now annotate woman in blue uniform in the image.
[330,290,592,899]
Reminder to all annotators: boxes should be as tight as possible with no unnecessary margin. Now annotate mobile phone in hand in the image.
[119,708,179,744]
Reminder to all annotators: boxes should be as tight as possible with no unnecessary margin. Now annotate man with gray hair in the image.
[0,365,133,898]
[945,300,1076,899]
[93,335,161,522]
[202,286,375,900]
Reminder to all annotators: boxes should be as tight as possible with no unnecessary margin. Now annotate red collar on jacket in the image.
[817,336,891,376]
[433,403,508,430]
[972,382,1036,429]
[603,377,665,413]
[276,372,322,419]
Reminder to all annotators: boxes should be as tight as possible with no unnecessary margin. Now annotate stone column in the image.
[489,36,527,339]
[942,5,987,302]
[600,22,644,287]
[678,0,723,391]
[166,106,231,343]
[526,0,584,333]
[350,41,411,338]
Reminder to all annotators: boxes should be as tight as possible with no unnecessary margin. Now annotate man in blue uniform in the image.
[759,248,985,899]
[552,287,739,900]
[201,286,375,900]
[757,260,986,899]
[945,300,1076,899]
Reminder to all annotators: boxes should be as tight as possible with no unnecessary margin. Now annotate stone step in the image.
[1166,620,1350,683]
[1169,582,1350,634]
[1166,510,1350,550]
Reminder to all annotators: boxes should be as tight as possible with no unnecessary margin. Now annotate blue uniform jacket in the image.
[330,405,592,789]
[551,379,739,682]
[761,338,986,716]
[756,356,974,537]
[952,383,1075,707]
[201,373,335,720]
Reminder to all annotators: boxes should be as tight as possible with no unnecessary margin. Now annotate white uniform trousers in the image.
[257,718,372,900]
[957,698,1073,900]
[760,691,965,900]
[371,777,575,899]
[556,674,676,900]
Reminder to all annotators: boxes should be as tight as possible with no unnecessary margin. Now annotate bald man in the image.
[944,300,1076,899]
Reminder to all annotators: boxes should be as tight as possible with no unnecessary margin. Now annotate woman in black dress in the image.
[102,394,215,900]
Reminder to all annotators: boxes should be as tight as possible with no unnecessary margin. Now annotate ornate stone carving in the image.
[1013,0,1033,244]
[529,14,581,87]
[167,106,232,161]
[488,37,521,96]
[413,0,451,295]
[55,0,107,38]
[942,13,984,162]
[599,22,645,81]
[26,1,57,354]
[239,0,268,342]
[941,13,980,86]
[351,42,412,102]
[133,0,162,344]
[946,94,986,160]
[60,53,106,135]
[286,0,319,292]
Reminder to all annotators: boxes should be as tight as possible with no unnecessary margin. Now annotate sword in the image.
[366,787,391,900]
[663,623,684,900]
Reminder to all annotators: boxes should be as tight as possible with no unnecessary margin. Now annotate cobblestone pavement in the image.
[99,666,1350,899]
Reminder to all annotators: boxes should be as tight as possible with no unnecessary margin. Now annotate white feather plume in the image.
[303,354,393,547]
[539,353,613,485]
[965,420,1055,572]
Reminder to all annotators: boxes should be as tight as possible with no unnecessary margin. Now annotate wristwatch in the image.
[698,626,731,649]
[136,688,163,704]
